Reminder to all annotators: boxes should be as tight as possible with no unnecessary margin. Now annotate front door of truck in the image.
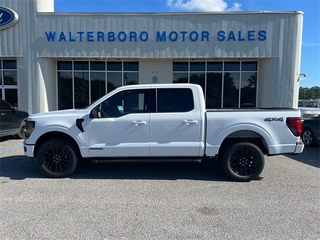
[150,88,202,157]
[86,89,153,157]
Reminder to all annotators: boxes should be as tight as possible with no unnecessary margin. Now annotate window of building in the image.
[0,59,18,106]
[124,62,139,86]
[223,61,240,108]
[240,62,257,108]
[190,62,205,95]
[57,60,139,110]
[173,62,188,83]
[173,60,258,108]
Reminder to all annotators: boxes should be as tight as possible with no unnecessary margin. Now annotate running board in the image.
[89,157,204,164]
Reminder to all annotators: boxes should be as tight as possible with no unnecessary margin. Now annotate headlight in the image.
[25,120,35,138]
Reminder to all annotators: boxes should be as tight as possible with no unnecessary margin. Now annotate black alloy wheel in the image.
[222,142,265,181]
[36,138,79,178]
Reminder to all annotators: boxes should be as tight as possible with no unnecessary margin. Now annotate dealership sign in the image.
[0,6,19,30]
[45,30,267,42]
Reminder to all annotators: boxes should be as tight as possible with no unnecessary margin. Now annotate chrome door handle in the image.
[1,113,6,116]
[133,121,147,126]
[184,120,198,125]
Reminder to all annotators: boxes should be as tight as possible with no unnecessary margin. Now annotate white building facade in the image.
[0,0,303,114]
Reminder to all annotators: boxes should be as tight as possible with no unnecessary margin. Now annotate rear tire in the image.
[36,138,79,178]
[222,142,265,182]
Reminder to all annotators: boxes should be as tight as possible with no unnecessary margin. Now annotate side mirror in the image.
[90,108,100,118]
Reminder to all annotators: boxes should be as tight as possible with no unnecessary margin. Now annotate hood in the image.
[28,109,88,119]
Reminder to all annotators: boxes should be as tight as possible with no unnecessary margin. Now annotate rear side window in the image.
[157,88,194,113]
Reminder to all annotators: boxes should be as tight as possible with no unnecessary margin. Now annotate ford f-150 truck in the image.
[23,84,304,181]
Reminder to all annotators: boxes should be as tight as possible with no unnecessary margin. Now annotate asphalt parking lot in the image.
[0,137,319,240]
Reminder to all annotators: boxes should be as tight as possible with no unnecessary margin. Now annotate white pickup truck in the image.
[24,84,304,181]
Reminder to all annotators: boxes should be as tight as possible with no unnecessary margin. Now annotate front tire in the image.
[302,128,315,147]
[36,138,79,178]
[222,142,265,182]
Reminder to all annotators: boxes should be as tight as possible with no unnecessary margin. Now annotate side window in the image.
[157,88,194,113]
[99,89,150,118]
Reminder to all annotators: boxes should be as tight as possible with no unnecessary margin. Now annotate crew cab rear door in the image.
[150,88,203,157]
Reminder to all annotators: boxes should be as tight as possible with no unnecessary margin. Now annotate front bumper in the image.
[24,144,35,158]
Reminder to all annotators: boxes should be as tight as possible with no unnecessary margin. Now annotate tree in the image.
[311,86,320,98]
[299,86,320,100]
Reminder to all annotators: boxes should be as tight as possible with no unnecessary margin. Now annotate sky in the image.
[54,0,320,88]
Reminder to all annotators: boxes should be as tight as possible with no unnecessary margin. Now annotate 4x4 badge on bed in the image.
[264,117,283,122]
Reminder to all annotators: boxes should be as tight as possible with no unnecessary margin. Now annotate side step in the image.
[89,157,205,164]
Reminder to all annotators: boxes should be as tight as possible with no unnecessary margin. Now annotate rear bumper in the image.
[294,140,304,154]
[268,140,304,155]
[24,144,35,158]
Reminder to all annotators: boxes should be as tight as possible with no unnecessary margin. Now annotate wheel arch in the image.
[34,131,81,158]
[217,130,269,160]
[302,126,312,132]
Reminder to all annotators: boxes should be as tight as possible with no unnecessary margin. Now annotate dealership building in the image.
[0,0,303,114]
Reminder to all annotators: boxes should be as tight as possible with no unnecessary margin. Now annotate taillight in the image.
[286,117,302,137]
